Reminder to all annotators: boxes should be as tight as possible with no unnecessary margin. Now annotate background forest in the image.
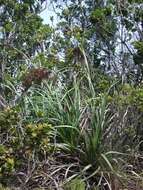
[0,0,143,189]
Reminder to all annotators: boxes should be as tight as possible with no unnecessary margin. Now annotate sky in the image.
[40,2,58,26]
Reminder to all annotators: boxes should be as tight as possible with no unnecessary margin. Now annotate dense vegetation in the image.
[0,0,143,189]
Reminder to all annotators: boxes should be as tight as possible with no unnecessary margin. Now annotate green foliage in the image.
[1,0,143,189]
[106,84,143,151]
[0,184,11,190]
[90,7,112,23]
[114,84,143,111]
[133,41,143,55]
[81,96,108,165]
[0,107,20,129]
[0,104,53,184]
[0,0,51,99]
[25,123,53,152]
[0,145,15,175]
[64,178,86,190]
[133,41,143,66]
[33,53,58,68]
[23,84,82,152]
[90,9,105,23]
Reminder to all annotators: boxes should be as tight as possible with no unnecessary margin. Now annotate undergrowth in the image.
[0,72,143,189]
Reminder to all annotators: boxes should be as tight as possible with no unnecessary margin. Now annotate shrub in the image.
[24,123,53,154]
[0,104,53,185]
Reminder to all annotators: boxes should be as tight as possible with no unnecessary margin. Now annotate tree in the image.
[0,0,54,107]
[52,0,143,84]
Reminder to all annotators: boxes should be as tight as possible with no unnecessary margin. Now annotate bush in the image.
[0,105,53,185]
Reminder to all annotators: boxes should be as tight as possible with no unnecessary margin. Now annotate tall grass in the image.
[22,74,116,166]
[19,69,143,189]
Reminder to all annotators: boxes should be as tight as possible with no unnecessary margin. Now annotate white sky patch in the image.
[40,2,59,26]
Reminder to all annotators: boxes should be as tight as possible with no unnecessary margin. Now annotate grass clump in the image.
[0,75,143,189]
